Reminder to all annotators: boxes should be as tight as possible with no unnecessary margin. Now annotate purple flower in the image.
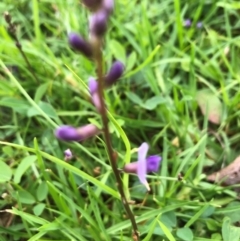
[68,33,93,58]
[64,149,73,161]
[123,143,161,191]
[184,19,191,28]
[197,22,203,28]
[55,124,100,141]
[89,10,108,37]
[105,61,124,87]
[102,0,114,14]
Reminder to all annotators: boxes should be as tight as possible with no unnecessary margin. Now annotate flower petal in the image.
[137,142,150,191]
[146,155,161,173]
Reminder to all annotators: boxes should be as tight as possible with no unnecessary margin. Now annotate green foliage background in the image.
[1,0,240,240]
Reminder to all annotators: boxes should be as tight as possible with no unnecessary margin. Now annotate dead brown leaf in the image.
[207,156,240,185]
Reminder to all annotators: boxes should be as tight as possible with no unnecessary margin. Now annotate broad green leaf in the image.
[141,96,166,110]
[222,217,240,241]
[34,83,49,102]
[176,227,193,241]
[0,160,12,182]
[14,155,37,184]
[225,201,240,223]
[196,89,222,124]
[37,181,49,201]
[0,97,30,114]
[125,92,143,105]
[33,203,45,216]
[27,101,58,119]
[126,51,137,71]
[160,211,177,227]
[13,190,36,204]
[109,39,126,64]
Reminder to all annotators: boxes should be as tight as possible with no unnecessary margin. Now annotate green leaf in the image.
[0,97,30,114]
[225,201,240,223]
[27,101,58,120]
[14,155,37,184]
[126,51,137,71]
[37,181,49,201]
[33,203,45,216]
[222,217,240,241]
[176,227,193,241]
[141,96,166,110]
[109,40,126,64]
[34,83,49,102]
[125,92,143,105]
[13,190,36,204]
[196,89,222,124]
[0,161,12,182]
[160,211,177,227]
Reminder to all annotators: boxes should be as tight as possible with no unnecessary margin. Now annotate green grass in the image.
[1,0,240,240]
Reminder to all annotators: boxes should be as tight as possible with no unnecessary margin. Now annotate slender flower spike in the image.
[123,143,162,191]
[105,61,124,87]
[89,10,108,37]
[68,32,93,58]
[55,124,100,141]
[64,149,73,161]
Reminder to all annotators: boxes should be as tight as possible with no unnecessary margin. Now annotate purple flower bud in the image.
[82,0,102,11]
[123,143,162,191]
[89,10,108,36]
[197,22,203,28]
[88,77,105,112]
[102,0,114,14]
[184,19,191,28]
[105,61,124,87]
[64,149,73,161]
[88,77,98,94]
[68,32,93,58]
[55,124,100,141]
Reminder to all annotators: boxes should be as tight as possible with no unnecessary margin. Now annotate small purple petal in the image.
[88,77,98,94]
[105,61,125,87]
[102,0,114,14]
[137,142,150,191]
[55,125,82,141]
[197,22,203,28]
[146,155,161,173]
[88,77,104,112]
[64,149,73,161]
[68,33,93,58]
[91,91,104,112]
[184,19,191,27]
[89,10,108,36]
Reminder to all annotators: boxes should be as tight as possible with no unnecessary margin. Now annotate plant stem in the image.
[94,39,140,241]
[4,12,39,84]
